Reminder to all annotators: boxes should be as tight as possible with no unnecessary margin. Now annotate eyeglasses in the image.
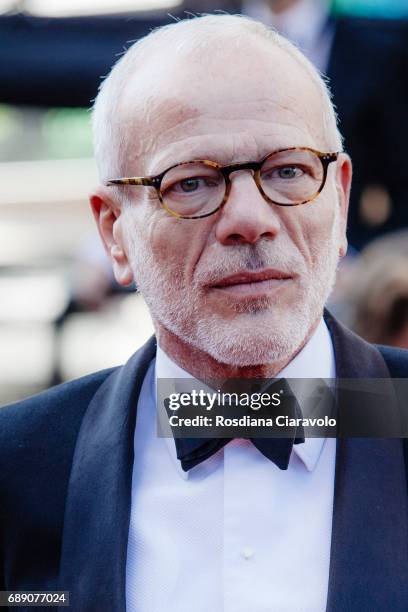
[106,147,339,219]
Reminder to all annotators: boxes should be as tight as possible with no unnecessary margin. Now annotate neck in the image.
[154,317,321,385]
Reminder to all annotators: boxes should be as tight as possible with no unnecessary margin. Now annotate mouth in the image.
[207,269,293,298]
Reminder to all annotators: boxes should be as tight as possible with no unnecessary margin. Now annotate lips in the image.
[209,269,292,289]
[205,269,293,299]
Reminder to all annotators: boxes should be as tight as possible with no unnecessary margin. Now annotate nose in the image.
[215,170,281,246]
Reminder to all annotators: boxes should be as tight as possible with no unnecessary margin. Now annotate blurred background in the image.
[1,0,407,405]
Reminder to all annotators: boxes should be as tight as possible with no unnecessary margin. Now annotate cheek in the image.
[148,214,210,280]
[149,216,186,269]
[307,204,336,240]
[281,194,338,267]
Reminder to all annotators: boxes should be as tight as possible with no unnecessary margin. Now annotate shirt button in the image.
[241,547,254,560]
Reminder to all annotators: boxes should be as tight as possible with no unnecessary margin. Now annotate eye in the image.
[179,178,201,192]
[277,166,304,179]
[168,176,220,195]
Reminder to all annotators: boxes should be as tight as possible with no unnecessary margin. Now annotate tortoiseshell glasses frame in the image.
[106,147,339,219]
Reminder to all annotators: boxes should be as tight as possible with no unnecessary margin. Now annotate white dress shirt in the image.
[126,318,336,611]
[242,0,335,73]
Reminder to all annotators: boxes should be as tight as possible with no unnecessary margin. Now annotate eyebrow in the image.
[147,153,226,176]
[156,153,232,170]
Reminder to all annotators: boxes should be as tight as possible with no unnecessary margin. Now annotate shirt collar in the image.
[155,317,335,477]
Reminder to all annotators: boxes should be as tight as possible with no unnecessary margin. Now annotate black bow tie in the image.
[176,434,305,472]
[170,379,305,472]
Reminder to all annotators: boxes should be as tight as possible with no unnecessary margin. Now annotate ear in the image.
[89,186,135,286]
[335,153,352,258]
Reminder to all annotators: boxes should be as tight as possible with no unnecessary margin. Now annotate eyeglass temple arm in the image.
[106,177,158,187]
[320,152,339,162]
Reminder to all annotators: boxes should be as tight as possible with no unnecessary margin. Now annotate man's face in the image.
[94,37,351,367]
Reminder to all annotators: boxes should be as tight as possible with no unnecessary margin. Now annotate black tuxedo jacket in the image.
[1,311,407,611]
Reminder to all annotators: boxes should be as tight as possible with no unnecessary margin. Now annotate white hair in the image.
[92,13,343,184]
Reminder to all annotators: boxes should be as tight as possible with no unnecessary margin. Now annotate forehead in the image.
[118,36,326,172]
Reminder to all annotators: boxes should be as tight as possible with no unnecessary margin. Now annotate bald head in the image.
[92,14,342,184]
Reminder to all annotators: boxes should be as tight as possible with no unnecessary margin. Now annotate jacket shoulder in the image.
[375,345,408,377]
[0,368,119,591]
[0,367,118,471]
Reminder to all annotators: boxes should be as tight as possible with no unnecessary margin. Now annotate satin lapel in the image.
[324,311,408,611]
[57,336,157,612]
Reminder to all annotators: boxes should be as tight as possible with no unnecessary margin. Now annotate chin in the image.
[194,313,309,368]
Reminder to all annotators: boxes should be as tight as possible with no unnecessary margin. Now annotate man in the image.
[0,14,407,612]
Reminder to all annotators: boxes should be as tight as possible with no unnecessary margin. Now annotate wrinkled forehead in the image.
[117,36,327,169]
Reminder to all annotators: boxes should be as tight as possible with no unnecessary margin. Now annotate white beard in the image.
[124,207,341,367]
